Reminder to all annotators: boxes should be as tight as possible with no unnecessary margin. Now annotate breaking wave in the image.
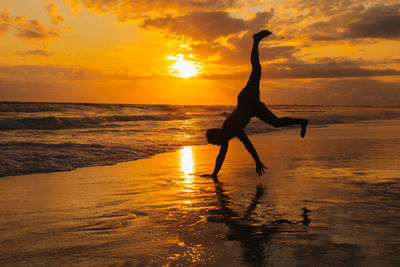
[0,113,193,130]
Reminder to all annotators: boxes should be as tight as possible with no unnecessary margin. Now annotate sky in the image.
[0,0,399,105]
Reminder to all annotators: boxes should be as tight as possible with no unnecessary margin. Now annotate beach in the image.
[1,119,400,266]
[2,0,400,265]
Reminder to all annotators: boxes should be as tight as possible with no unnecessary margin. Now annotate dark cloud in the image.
[288,0,362,17]
[219,30,296,64]
[17,49,55,57]
[263,60,400,79]
[344,4,400,38]
[195,41,297,66]
[307,3,400,40]
[264,78,400,106]
[201,58,400,79]
[67,0,400,42]
[316,78,400,105]
[248,11,274,29]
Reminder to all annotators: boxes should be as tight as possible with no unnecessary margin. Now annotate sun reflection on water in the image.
[180,146,194,184]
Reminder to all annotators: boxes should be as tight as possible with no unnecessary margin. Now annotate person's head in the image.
[206,128,224,145]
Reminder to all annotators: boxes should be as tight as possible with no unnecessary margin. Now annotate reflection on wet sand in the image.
[180,146,194,182]
[179,146,196,199]
[209,177,311,265]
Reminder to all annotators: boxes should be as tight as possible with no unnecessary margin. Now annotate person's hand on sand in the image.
[256,161,267,176]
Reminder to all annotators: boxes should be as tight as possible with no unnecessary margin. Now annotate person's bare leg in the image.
[275,117,308,138]
[254,102,309,137]
[267,116,308,138]
[246,30,272,91]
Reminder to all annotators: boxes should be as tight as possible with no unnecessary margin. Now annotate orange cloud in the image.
[46,3,65,25]
[17,49,55,57]
[0,8,12,35]
[142,11,247,41]
[67,0,245,21]
[14,16,60,41]
[0,9,61,42]
[142,11,273,41]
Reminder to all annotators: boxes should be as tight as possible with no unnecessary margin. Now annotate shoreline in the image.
[2,118,400,179]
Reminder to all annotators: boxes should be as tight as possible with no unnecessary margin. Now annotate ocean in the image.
[1,102,400,177]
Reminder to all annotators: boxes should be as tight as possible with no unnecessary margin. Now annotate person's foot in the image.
[300,119,308,138]
[253,30,272,41]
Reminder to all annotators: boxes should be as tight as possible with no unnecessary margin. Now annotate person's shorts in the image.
[237,87,277,122]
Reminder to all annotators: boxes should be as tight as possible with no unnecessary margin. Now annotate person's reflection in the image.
[208,177,311,265]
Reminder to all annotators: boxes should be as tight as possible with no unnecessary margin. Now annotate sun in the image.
[167,54,202,78]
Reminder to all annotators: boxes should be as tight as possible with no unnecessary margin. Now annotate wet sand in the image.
[1,120,400,266]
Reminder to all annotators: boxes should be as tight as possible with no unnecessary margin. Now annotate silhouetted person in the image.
[204,30,308,177]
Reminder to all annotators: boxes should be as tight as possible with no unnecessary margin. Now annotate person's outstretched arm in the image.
[202,142,228,177]
[237,131,267,176]
[212,142,228,176]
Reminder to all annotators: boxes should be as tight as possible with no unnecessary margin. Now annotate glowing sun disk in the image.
[168,54,202,78]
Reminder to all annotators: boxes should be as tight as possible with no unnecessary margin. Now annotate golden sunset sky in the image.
[1,0,399,105]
